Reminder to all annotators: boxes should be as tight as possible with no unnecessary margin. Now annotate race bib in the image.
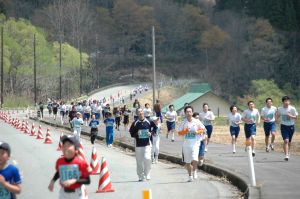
[106,122,114,127]
[59,164,80,183]
[138,129,149,139]
[185,131,196,139]
[267,113,274,119]
[0,184,10,199]
[282,115,290,122]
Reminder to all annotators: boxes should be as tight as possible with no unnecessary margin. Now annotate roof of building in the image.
[162,83,212,112]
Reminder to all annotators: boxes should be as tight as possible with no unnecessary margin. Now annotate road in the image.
[88,84,141,102]
[0,117,240,199]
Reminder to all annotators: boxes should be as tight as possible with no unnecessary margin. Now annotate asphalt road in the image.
[0,118,240,199]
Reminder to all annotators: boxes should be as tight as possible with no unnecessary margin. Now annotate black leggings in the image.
[91,128,98,144]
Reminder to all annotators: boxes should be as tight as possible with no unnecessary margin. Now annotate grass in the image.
[2,95,32,108]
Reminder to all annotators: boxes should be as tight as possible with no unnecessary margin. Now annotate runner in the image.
[104,112,115,147]
[39,101,44,119]
[52,100,59,120]
[228,105,242,154]
[91,100,98,120]
[113,107,121,131]
[178,106,206,182]
[261,98,277,152]
[89,114,99,145]
[59,101,67,125]
[129,108,153,181]
[122,105,131,131]
[242,101,260,157]
[131,104,139,122]
[165,105,177,142]
[71,113,84,142]
[192,112,206,167]
[277,96,298,161]
[199,103,215,152]
[154,100,163,123]
[0,142,22,199]
[48,135,90,199]
[144,103,152,121]
[47,101,53,118]
[83,103,91,126]
[151,116,161,164]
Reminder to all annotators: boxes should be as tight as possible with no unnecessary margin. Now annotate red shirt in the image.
[55,156,90,189]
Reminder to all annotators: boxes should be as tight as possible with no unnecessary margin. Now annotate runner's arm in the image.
[0,174,21,194]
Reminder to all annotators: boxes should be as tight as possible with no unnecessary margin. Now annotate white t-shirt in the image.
[277,106,298,126]
[144,108,152,117]
[91,103,98,113]
[178,118,206,147]
[84,105,91,113]
[228,112,242,127]
[242,109,260,124]
[72,118,83,130]
[131,108,137,116]
[165,111,177,122]
[199,111,215,126]
[261,106,277,123]
[60,104,66,112]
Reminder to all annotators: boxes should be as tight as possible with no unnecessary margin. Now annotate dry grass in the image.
[138,86,188,108]
[212,124,300,155]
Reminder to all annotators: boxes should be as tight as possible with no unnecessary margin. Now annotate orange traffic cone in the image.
[90,146,100,175]
[36,125,44,139]
[30,123,36,136]
[57,132,64,151]
[78,142,86,160]
[44,128,53,144]
[24,121,30,134]
[96,157,115,193]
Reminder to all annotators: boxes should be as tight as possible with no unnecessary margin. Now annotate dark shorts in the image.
[115,117,121,125]
[123,116,129,124]
[60,111,65,117]
[205,125,213,138]
[281,124,295,143]
[244,123,256,139]
[84,113,90,120]
[230,126,240,138]
[94,113,100,120]
[166,121,175,131]
[53,108,58,115]
[263,122,276,136]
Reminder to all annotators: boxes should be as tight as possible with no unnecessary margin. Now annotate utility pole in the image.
[59,36,62,99]
[152,26,156,108]
[79,39,82,96]
[1,27,3,108]
[33,34,37,105]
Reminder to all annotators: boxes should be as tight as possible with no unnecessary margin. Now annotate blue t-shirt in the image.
[104,118,115,133]
[89,119,99,128]
[0,164,21,199]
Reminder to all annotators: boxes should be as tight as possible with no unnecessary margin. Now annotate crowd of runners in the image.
[35,92,298,183]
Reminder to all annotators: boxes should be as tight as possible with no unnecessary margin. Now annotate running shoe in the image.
[171,139,175,142]
[193,171,198,179]
[198,160,204,167]
[187,176,193,182]
[252,151,256,157]
[146,175,151,180]
[270,144,274,151]
[284,154,289,161]
[266,147,270,152]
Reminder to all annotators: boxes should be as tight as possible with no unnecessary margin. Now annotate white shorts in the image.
[59,186,88,199]
[182,145,199,163]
